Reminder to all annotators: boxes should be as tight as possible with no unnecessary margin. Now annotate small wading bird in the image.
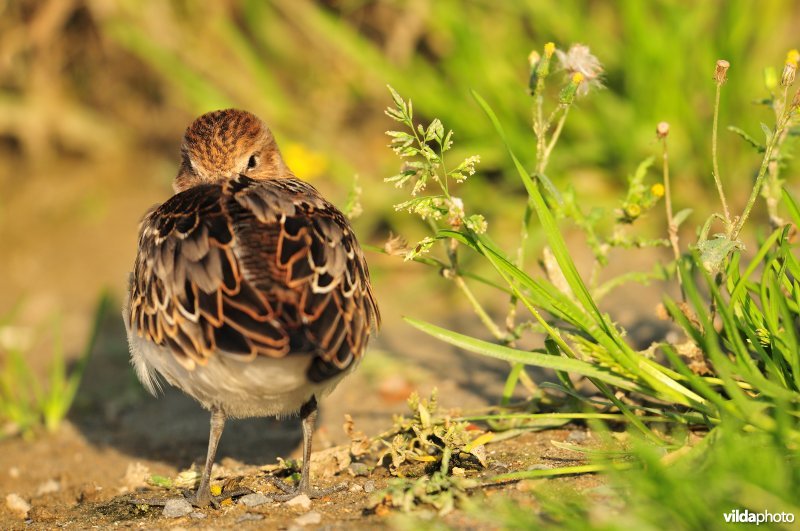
[123,109,380,507]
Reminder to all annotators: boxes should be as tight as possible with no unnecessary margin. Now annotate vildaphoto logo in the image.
[723,509,795,525]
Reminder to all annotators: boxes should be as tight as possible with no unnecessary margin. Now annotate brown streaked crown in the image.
[175,109,288,192]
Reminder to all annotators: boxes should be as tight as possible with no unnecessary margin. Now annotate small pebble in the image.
[363,480,376,494]
[189,511,206,519]
[349,484,364,493]
[348,462,370,477]
[567,430,587,442]
[294,510,322,526]
[285,493,312,510]
[239,492,271,507]
[36,479,61,496]
[6,493,30,518]
[162,498,193,518]
[528,464,552,470]
[237,513,264,522]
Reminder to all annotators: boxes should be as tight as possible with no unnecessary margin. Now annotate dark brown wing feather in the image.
[127,176,380,383]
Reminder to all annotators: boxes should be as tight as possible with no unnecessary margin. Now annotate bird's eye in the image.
[247,155,258,169]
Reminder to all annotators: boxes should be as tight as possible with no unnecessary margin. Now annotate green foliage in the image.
[478,426,800,530]
[380,41,800,523]
[0,293,109,437]
[83,1,798,204]
[376,390,489,476]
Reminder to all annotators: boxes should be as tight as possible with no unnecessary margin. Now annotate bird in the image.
[123,109,380,507]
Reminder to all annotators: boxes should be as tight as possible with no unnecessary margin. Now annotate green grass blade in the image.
[404,317,641,391]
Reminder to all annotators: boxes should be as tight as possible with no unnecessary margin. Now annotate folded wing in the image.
[127,176,379,383]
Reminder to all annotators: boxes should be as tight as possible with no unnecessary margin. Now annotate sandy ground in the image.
[0,157,672,529]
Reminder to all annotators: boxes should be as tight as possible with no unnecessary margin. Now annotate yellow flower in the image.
[787,49,800,67]
[544,42,556,58]
[210,484,222,496]
[651,183,665,197]
[625,204,641,218]
[283,142,329,181]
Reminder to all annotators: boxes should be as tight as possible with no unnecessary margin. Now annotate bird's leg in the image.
[191,406,226,507]
[191,407,252,507]
[270,396,346,500]
[130,406,249,508]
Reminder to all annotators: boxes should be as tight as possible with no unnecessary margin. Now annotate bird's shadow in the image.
[69,301,303,469]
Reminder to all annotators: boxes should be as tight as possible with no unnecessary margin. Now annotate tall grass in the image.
[378,39,800,521]
[86,1,797,194]
[0,294,110,437]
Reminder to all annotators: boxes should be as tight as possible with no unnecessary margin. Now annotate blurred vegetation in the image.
[0,294,108,438]
[1,1,797,211]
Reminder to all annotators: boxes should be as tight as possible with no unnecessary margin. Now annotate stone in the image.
[36,479,61,496]
[294,511,322,526]
[285,493,312,510]
[5,493,30,518]
[236,514,264,522]
[162,498,193,518]
[567,430,587,442]
[239,492,271,507]
[363,480,376,494]
[348,462,370,477]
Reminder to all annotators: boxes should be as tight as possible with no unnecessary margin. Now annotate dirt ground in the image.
[0,157,672,529]
[0,307,611,530]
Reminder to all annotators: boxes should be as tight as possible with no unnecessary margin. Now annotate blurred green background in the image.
[0,0,797,359]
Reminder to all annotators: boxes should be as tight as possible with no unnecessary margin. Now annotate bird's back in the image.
[125,175,380,403]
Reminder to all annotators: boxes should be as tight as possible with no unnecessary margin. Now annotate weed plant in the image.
[378,43,800,522]
[0,294,110,437]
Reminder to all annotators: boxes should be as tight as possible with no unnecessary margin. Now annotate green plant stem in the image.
[660,134,684,300]
[730,114,790,239]
[711,82,732,227]
[764,87,792,228]
[453,275,539,395]
[488,462,635,482]
[453,275,504,340]
[538,105,570,174]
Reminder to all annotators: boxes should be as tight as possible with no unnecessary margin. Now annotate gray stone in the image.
[239,492,271,507]
[348,462,370,477]
[567,430,587,442]
[237,513,264,522]
[162,498,193,518]
[363,480,376,494]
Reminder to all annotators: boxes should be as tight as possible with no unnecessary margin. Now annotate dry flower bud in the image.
[656,121,670,138]
[781,62,797,87]
[792,88,800,110]
[714,59,730,84]
[528,50,540,68]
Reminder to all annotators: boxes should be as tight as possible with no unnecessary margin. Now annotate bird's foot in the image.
[130,486,252,509]
[268,476,347,501]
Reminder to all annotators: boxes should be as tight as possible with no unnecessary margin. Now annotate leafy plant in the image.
[0,293,109,437]
[375,389,489,476]
[378,43,800,520]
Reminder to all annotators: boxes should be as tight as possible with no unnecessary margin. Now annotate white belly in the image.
[126,331,350,419]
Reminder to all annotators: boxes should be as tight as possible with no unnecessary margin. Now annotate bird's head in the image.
[174,109,288,192]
